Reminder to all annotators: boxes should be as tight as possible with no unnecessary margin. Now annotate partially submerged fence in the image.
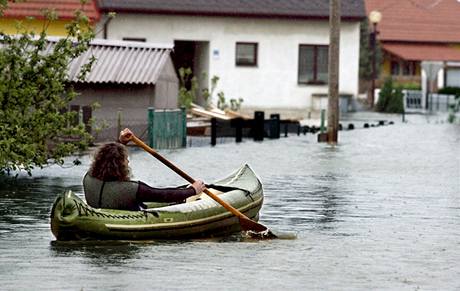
[403,90,456,112]
[209,111,303,146]
[147,107,186,149]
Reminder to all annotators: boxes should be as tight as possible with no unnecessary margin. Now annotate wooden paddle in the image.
[128,133,275,236]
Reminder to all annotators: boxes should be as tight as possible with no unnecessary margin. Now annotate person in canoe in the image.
[83,128,206,211]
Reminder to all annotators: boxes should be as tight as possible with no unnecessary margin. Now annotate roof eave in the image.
[99,8,365,21]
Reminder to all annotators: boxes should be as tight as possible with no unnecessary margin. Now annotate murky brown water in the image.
[1,113,459,290]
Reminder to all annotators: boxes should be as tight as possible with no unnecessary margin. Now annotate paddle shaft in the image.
[130,135,254,221]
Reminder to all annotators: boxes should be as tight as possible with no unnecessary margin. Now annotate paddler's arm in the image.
[137,180,205,203]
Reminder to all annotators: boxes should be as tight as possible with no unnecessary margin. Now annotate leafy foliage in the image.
[359,20,382,81]
[0,1,95,175]
[178,68,243,111]
[178,67,197,109]
[396,82,421,91]
[376,77,404,113]
[438,87,460,97]
[438,87,460,123]
[217,92,244,111]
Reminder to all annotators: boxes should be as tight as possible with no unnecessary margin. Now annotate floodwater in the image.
[1,113,459,290]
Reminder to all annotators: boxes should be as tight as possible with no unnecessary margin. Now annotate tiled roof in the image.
[383,43,460,61]
[3,0,100,22]
[365,0,460,43]
[48,38,173,84]
[97,0,365,20]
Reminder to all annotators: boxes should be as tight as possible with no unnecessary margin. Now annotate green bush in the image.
[438,87,460,124]
[438,87,460,97]
[376,77,404,113]
[396,82,421,91]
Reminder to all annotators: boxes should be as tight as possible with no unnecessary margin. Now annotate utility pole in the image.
[327,0,340,144]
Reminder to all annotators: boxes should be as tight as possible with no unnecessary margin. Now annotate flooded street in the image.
[1,113,459,290]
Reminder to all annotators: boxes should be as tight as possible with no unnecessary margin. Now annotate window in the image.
[298,45,328,84]
[391,61,400,76]
[122,37,146,42]
[402,61,416,76]
[236,42,258,66]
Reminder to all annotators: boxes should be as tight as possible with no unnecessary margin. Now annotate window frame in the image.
[391,60,401,76]
[298,44,329,85]
[235,42,258,67]
[122,37,147,42]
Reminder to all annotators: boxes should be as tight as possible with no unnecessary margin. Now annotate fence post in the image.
[253,111,265,141]
[269,114,280,139]
[211,117,217,146]
[148,107,155,148]
[235,117,243,143]
[320,109,326,133]
[181,107,187,148]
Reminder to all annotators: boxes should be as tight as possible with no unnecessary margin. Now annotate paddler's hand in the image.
[191,180,206,194]
[119,128,133,144]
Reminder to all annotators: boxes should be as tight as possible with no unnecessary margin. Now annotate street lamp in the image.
[368,10,382,109]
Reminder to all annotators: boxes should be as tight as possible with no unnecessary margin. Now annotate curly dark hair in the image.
[90,142,130,181]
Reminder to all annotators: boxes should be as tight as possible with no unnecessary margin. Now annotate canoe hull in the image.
[50,164,263,240]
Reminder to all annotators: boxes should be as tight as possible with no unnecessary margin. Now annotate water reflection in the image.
[50,240,143,266]
[49,233,248,268]
[0,177,80,238]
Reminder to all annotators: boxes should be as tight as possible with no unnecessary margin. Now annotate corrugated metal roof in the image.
[97,0,365,20]
[46,37,174,85]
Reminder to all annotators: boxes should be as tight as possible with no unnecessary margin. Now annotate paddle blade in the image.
[239,216,267,232]
[239,217,277,239]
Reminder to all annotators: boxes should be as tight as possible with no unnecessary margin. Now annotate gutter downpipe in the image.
[103,14,113,39]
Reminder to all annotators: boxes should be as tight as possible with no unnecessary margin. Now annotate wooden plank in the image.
[191,107,232,120]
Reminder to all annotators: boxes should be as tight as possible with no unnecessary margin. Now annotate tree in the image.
[376,77,404,113]
[359,19,382,81]
[0,0,96,175]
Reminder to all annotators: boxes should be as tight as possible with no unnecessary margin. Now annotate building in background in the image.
[0,0,100,36]
[365,0,460,92]
[1,1,180,142]
[96,0,365,119]
[65,38,179,142]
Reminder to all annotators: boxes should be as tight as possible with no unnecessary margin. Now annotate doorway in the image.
[172,40,210,105]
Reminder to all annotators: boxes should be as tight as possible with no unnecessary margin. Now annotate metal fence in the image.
[404,90,423,110]
[403,90,456,112]
[428,94,456,112]
[147,107,186,149]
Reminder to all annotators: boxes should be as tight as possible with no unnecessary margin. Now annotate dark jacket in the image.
[83,173,196,211]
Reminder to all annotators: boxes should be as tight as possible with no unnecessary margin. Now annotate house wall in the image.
[0,18,71,36]
[99,14,361,118]
[71,84,156,142]
[155,57,180,108]
[381,57,422,87]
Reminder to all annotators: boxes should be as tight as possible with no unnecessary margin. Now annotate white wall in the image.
[100,14,361,116]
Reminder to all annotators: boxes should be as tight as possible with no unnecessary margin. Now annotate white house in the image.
[96,0,365,119]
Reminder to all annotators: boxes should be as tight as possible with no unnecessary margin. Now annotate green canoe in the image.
[50,164,263,240]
